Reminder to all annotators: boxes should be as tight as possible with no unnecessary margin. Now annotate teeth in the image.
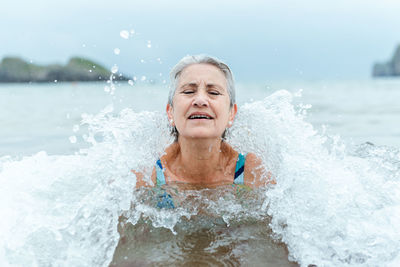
[189,115,212,119]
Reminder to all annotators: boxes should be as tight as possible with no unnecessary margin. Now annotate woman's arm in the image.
[131,168,157,187]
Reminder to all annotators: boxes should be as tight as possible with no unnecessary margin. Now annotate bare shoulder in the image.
[131,143,179,188]
[243,152,275,187]
[131,168,156,187]
[131,143,178,187]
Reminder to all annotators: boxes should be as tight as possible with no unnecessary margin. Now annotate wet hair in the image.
[168,54,236,108]
[168,55,235,141]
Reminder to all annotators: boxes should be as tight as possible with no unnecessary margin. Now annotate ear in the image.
[227,104,237,128]
[166,104,174,125]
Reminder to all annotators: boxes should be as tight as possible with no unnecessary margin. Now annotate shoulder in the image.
[132,143,179,188]
[243,152,275,187]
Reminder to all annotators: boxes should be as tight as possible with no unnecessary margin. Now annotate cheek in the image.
[172,103,186,122]
[221,103,232,119]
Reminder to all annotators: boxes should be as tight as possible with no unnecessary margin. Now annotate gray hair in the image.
[168,55,236,107]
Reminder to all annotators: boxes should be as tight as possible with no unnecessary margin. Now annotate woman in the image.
[135,55,271,188]
[111,55,280,266]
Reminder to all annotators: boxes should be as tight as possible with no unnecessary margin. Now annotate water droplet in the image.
[159,73,162,76]
[69,136,77,144]
[141,76,146,81]
[110,86,116,95]
[114,48,120,55]
[294,89,303,97]
[111,65,118,74]
[88,69,92,73]
[140,59,145,63]
[133,76,137,81]
[72,125,79,132]
[54,80,58,83]
[147,40,152,48]
[130,29,135,35]
[82,44,86,48]
[104,86,110,92]
[66,113,70,119]
[128,80,134,86]
[120,30,129,39]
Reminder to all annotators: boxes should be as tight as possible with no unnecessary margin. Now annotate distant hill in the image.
[372,45,400,77]
[0,56,129,83]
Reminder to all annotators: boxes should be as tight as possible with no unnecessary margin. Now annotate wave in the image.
[0,90,399,266]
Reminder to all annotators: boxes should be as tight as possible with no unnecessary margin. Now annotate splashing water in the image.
[119,30,130,40]
[0,90,399,266]
[113,48,120,55]
[110,65,118,74]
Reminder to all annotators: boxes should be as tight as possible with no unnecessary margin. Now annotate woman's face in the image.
[167,63,237,140]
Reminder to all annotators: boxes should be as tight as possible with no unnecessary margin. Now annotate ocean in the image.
[1,79,399,157]
[0,79,399,266]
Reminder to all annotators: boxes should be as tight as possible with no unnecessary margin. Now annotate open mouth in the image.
[188,114,213,120]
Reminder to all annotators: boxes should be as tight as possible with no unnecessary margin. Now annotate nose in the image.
[192,90,209,107]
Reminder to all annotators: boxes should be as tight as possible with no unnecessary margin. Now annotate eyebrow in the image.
[180,82,224,90]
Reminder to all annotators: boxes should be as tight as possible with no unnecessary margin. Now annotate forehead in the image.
[178,63,227,88]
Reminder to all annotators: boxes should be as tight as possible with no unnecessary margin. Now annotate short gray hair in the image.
[168,55,235,107]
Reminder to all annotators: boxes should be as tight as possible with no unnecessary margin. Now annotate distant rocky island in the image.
[373,45,400,77]
[0,56,128,83]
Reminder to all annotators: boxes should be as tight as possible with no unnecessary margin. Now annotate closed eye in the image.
[208,91,221,96]
[182,90,194,94]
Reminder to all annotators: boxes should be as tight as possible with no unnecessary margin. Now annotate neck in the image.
[176,137,226,182]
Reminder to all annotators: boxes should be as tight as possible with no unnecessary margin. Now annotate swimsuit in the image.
[156,153,246,186]
[155,153,247,209]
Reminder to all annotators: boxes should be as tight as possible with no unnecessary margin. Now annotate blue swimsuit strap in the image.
[155,153,246,186]
[156,159,166,186]
[233,153,246,185]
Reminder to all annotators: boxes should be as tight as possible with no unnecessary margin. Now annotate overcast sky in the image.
[1,0,399,81]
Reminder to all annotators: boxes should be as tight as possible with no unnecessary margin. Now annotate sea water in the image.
[0,79,399,266]
[1,79,399,156]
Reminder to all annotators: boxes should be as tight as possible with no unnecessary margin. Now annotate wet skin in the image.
[132,63,272,188]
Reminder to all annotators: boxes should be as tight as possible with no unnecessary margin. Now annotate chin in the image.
[182,131,221,140]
